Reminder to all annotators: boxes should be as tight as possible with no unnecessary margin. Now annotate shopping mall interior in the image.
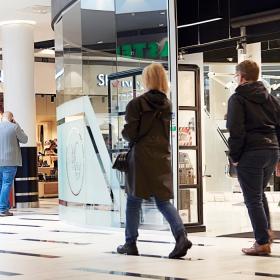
[0,0,280,279]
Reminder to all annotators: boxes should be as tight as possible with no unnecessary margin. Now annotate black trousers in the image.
[237,149,279,245]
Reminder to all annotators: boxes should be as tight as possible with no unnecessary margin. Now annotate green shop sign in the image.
[116,41,168,59]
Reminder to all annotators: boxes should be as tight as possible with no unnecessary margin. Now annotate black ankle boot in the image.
[169,233,192,259]
[117,242,139,255]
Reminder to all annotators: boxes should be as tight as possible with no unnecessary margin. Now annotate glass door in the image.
[177,65,204,230]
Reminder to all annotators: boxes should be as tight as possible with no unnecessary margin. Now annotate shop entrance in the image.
[107,66,205,231]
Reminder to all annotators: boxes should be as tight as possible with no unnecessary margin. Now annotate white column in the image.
[238,42,262,77]
[1,22,36,146]
[238,40,262,66]
[246,43,262,66]
[246,43,262,78]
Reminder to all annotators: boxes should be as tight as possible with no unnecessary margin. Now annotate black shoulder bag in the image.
[112,110,159,173]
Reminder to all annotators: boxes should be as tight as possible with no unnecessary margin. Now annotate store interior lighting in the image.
[208,72,278,93]
[208,72,235,90]
[177,17,222,29]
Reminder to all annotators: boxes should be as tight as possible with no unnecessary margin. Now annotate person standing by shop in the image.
[117,63,192,259]
[0,112,28,216]
[227,60,280,255]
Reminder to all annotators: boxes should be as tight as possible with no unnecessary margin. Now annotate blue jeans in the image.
[0,166,17,212]
[237,150,279,245]
[125,194,185,244]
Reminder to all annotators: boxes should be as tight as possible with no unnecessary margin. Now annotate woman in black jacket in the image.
[227,60,280,256]
[117,63,192,259]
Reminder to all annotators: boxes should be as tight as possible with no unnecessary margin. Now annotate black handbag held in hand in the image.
[112,152,129,172]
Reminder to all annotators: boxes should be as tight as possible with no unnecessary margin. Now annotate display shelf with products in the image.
[108,70,143,184]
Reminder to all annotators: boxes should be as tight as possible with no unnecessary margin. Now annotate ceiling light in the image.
[177,17,222,29]
[160,12,165,15]
[236,41,244,50]
[38,49,55,56]
[178,52,184,61]
[97,41,104,44]
[32,5,50,14]
[159,24,164,27]
[0,20,36,27]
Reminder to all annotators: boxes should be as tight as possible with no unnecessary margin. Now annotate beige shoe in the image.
[242,242,271,256]
[268,230,275,244]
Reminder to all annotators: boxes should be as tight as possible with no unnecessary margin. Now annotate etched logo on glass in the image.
[66,127,84,196]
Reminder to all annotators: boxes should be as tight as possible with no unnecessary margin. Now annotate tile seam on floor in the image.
[22,238,91,245]
[0,271,22,276]
[0,250,60,258]
[74,268,189,280]
[108,251,204,261]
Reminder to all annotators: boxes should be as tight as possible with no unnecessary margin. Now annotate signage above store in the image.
[116,40,168,59]
[97,74,143,89]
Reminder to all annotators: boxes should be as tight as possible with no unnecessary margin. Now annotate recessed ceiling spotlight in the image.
[97,41,104,44]
[32,5,51,14]
[19,5,50,15]
[159,23,164,27]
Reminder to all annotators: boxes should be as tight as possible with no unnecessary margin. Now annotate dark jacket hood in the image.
[144,90,170,110]
[235,81,269,104]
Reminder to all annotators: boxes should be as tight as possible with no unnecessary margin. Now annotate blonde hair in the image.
[142,63,169,94]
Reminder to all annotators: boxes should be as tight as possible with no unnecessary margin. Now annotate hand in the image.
[232,162,238,167]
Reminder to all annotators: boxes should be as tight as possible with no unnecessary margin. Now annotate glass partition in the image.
[54,0,173,228]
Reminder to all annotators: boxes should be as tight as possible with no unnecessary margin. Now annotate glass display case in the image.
[108,68,169,228]
[177,64,204,228]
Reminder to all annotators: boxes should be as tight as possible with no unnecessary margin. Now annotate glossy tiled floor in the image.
[0,198,279,280]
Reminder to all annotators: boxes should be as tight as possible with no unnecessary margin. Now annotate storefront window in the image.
[54,0,170,228]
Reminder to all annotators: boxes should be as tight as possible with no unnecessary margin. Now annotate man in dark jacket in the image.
[227,60,280,256]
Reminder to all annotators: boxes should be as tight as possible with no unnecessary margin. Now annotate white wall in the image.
[34,62,56,95]
[0,60,56,142]
[205,63,238,193]
[209,64,235,120]
[0,60,55,95]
